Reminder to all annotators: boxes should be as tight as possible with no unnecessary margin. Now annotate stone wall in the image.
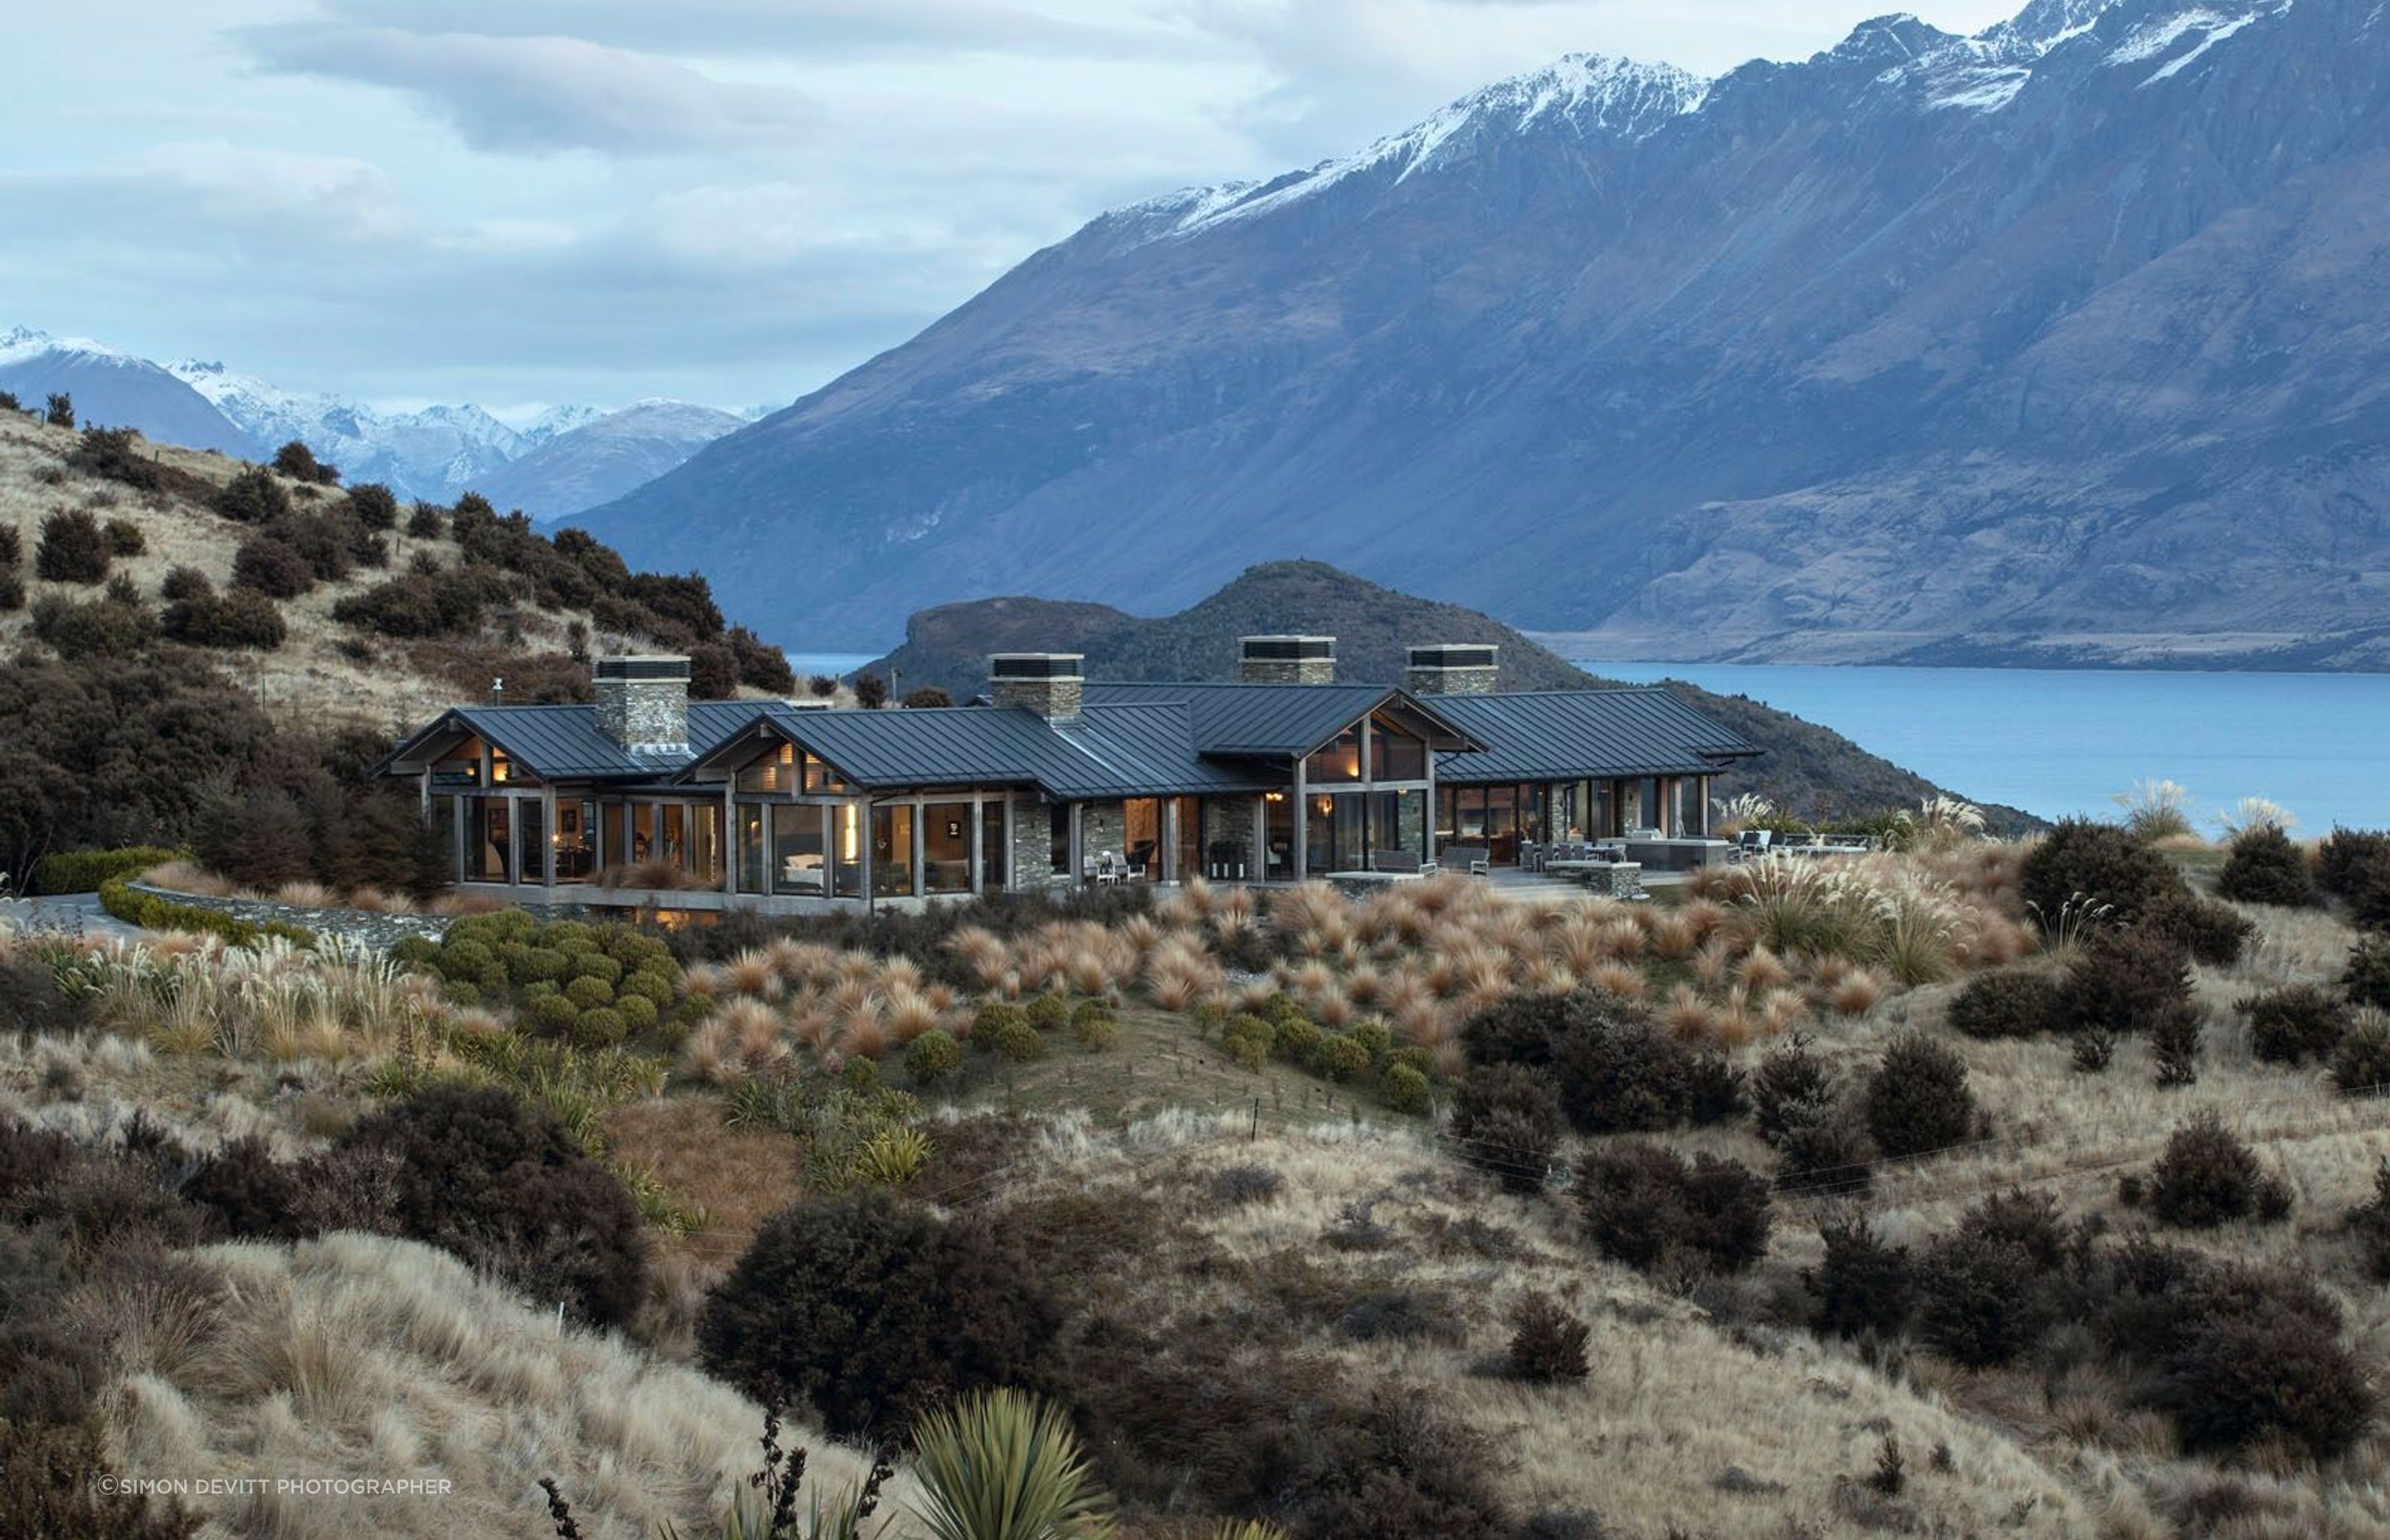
[1080,801,1128,867]
[1007,799,1070,891]
[1200,796,1258,879]
[124,883,453,950]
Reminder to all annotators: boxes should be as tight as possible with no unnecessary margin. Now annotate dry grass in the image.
[96,1231,916,1540]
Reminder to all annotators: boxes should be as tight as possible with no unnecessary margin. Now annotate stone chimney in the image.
[1241,635,1335,685]
[1405,643,1500,695]
[989,653,1084,721]
[593,655,691,752]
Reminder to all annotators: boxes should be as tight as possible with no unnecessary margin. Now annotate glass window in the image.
[1484,785,1518,865]
[469,797,510,883]
[803,752,850,794]
[924,802,972,894]
[1123,799,1163,880]
[518,798,547,885]
[556,797,595,883]
[737,804,766,893]
[688,805,723,885]
[1370,719,1427,781]
[1304,726,1363,784]
[871,804,915,898]
[773,804,827,895]
[832,804,864,898]
[1264,792,1294,880]
[1433,787,1460,846]
[433,797,461,883]
[1048,804,1071,877]
[981,799,1007,892]
[738,743,796,795]
[1173,797,1200,883]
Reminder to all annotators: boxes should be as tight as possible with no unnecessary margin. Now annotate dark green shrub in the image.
[695,1193,1059,1439]
[1022,992,1070,1032]
[2150,1000,2202,1087]
[100,518,144,557]
[974,999,1029,1039]
[1272,1013,1324,1063]
[563,975,614,1010]
[0,1421,201,1540]
[1447,1065,1563,1194]
[2150,1111,2266,1227]
[613,994,658,1035]
[212,466,290,524]
[1459,990,1574,1069]
[1310,1034,1370,1081]
[30,591,156,659]
[1916,1233,2050,1367]
[571,1006,627,1047]
[988,1016,1044,1063]
[64,425,164,491]
[2022,818,2180,928]
[2158,1312,2374,1460]
[511,946,568,984]
[2142,887,2254,967]
[1864,1032,1976,1159]
[1948,968,2063,1040]
[2217,826,2314,907]
[570,950,622,985]
[34,509,108,583]
[405,503,442,539]
[1807,1216,1913,1339]
[330,571,484,637]
[184,1133,309,1239]
[43,391,71,427]
[1506,1293,1590,1382]
[27,846,183,895]
[345,483,399,530]
[1574,1142,1771,1274]
[2330,1012,2390,1096]
[1381,1062,1431,1114]
[2061,925,2192,1035]
[524,992,578,1035]
[2243,985,2350,1064]
[1752,1031,1835,1147]
[906,1029,962,1084]
[851,673,888,709]
[2316,829,2390,904]
[271,440,339,485]
[2346,938,2390,1012]
[163,587,285,649]
[0,524,16,570]
[1775,1114,1878,1195]
[2345,1161,2390,1282]
[0,571,20,612]
[159,565,208,601]
[231,535,314,597]
[336,1084,646,1324]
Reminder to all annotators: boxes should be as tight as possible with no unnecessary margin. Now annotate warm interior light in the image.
[840,806,858,861]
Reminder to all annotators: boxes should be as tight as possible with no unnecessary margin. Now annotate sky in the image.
[0,0,2020,416]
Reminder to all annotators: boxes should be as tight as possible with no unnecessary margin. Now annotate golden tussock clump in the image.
[1829,968,1888,1017]
[1646,911,1700,960]
[1691,937,1735,996]
[721,949,783,1001]
[881,987,943,1045]
[1584,961,1648,1001]
[1661,983,1713,1041]
[1738,944,1795,994]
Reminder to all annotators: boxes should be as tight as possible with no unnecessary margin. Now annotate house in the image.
[371,639,1760,914]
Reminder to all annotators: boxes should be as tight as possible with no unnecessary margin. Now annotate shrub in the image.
[230,535,314,597]
[1917,1234,2046,1367]
[2316,829,2390,908]
[212,465,290,524]
[511,945,568,984]
[163,587,284,649]
[1448,1065,1563,1194]
[2160,1312,2375,1460]
[697,1193,1059,1439]
[2142,887,2254,967]
[1864,1032,1975,1158]
[331,571,483,637]
[1548,993,1722,1133]
[1222,1012,1274,1068]
[907,1029,963,1084]
[2346,938,2390,1012]
[2151,1112,2270,1228]
[524,992,578,1035]
[405,502,442,539]
[988,1016,1045,1063]
[0,523,17,569]
[0,572,19,612]
[1776,1114,1878,1195]
[570,1006,627,1047]
[184,1133,309,1239]
[43,392,71,427]
[2330,1011,2390,1096]
[2061,925,2191,1035]
[1074,1011,1119,1051]
[2022,818,2181,928]
[563,975,614,1010]
[2217,825,2314,907]
[1025,993,1071,1032]
[1506,1293,1591,1382]
[1752,1031,1835,1147]
[336,1084,646,1324]
[1381,1062,1432,1114]
[901,685,954,709]
[1807,1216,1913,1339]
[100,518,144,557]
[2150,1000,2202,1087]
[27,846,184,895]
[1948,969,2063,1040]
[1310,1034,1370,1081]
[1575,1143,1771,1274]
[2346,1161,2390,1281]
[34,509,109,583]
[851,673,888,709]
[2244,985,2349,1065]
[271,440,338,484]
[345,483,399,530]
[1272,1013,1325,1063]
[569,950,622,986]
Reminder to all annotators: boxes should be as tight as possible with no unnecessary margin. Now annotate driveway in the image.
[0,892,144,943]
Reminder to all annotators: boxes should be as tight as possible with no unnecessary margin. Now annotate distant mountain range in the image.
[866,559,2041,830]
[581,0,2390,667]
[0,327,755,519]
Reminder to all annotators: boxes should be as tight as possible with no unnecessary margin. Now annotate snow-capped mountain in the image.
[583,0,2390,665]
[472,400,750,522]
[1,328,256,456]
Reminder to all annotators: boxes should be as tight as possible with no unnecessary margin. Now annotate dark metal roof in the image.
[1432,689,1760,783]
[1078,681,1474,757]
[716,703,1280,799]
[373,700,758,781]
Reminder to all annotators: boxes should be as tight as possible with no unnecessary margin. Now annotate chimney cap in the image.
[988,652,1085,680]
[1240,635,1336,661]
[1407,643,1500,667]
[594,654,691,681]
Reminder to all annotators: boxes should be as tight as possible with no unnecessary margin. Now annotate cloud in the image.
[240,25,821,155]
[298,0,1214,63]
[0,142,402,249]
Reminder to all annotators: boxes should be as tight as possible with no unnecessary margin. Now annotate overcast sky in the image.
[2,0,2018,416]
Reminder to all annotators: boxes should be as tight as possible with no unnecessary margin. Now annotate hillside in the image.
[476,400,749,523]
[581,0,2390,667]
[866,560,2041,829]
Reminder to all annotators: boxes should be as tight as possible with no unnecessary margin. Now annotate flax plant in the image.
[907,1390,1115,1540]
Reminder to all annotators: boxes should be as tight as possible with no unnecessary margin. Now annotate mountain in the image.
[475,400,749,521]
[581,0,2390,666]
[0,329,256,456]
[865,559,2040,829]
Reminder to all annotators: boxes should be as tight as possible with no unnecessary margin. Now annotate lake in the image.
[1584,662,2390,831]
